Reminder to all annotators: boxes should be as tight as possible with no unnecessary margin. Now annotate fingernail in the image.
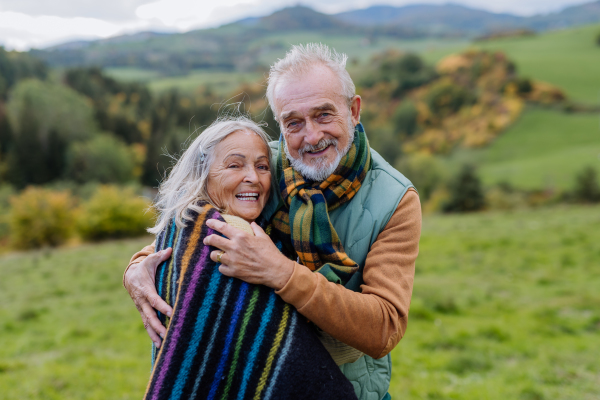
[203,238,208,244]
[154,341,160,347]
[167,311,172,317]
[159,332,164,339]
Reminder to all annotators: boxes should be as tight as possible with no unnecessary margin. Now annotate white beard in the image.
[284,118,355,182]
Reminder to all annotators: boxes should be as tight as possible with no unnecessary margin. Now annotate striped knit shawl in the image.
[273,123,371,285]
[145,203,357,400]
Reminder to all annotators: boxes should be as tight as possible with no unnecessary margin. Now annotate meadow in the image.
[443,107,600,190]
[1,204,598,399]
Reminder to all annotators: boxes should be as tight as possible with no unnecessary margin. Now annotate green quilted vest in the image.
[265,143,415,400]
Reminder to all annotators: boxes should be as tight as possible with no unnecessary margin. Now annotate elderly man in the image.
[124,43,421,400]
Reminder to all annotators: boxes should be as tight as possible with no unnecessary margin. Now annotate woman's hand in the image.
[204,219,295,290]
[123,248,173,348]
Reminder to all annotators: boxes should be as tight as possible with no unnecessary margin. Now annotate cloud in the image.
[0,11,153,50]
[135,0,268,30]
[0,0,149,21]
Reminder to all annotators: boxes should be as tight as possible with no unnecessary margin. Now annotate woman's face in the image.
[207,130,271,222]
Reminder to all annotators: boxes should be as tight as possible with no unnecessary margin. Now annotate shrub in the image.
[65,134,137,184]
[9,187,76,249]
[426,81,474,119]
[77,185,154,241]
[573,166,600,203]
[443,164,485,212]
[393,101,419,137]
[395,153,444,201]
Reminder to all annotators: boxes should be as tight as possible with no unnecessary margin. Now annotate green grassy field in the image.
[443,107,600,190]
[1,204,599,399]
[473,25,600,105]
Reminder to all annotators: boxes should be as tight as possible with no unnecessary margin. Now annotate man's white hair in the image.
[266,43,356,120]
[148,117,271,235]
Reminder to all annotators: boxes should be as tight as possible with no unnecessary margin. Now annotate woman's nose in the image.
[244,166,259,183]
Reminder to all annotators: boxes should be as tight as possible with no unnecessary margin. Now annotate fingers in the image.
[140,301,167,340]
[147,292,173,318]
[250,222,268,238]
[146,248,173,269]
[140,310,162,347]
[210,250,227,264]
[203,233,232,251]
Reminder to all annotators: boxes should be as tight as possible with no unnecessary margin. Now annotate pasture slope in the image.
[1,205,599,399]
[442,24,600,190]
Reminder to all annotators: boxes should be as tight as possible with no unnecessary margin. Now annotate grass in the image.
[0,236,155,399]
[146,70,263,95]
[1,205,599,398]
[443,107,600,190]
[472,24,600,105]
[390,204,600,399]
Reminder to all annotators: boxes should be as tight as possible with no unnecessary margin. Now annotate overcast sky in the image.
[0,0,593,51]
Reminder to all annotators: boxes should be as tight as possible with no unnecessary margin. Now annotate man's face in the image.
[273,65,361,181]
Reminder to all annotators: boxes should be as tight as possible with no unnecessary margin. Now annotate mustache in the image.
[297,138,338,157]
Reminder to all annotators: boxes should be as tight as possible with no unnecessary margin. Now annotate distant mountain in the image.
[29,2,600,74]
[335,1,600,34]
[335,3,525,34]
[31,6,421,73]
[527,0,600,30]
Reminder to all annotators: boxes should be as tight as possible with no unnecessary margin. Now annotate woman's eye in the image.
[227,164,240,169]
[257,165,269,171]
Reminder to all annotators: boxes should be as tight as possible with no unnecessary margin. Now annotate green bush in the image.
[65,134,136,184]
[596,32,600,46]
[395,153,444,201]
[426,81,474,119]
[0,184,15,242]
[9,187,76,249]
[573,166,600,203]
[77,185,154,241]
[443,164,485,212]
[393,101,419,137]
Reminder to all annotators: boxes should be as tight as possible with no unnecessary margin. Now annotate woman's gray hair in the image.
[148,116,272,235]
[266,43,356,120]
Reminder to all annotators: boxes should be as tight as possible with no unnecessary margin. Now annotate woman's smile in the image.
[207,130,271,222]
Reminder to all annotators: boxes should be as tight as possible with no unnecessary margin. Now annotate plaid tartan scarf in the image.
[272,123,371,285]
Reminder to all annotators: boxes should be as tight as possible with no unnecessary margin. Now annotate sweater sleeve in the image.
[275,188,421,359]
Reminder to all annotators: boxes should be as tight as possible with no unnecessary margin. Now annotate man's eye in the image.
[321,113,330,117]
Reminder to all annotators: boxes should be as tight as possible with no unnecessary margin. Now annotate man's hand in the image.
[204,219,294,290]
[124,248,173,348]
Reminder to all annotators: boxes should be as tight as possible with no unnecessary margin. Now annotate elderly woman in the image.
[138,117,356,400]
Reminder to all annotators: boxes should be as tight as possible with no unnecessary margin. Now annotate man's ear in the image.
[350,95,361,126]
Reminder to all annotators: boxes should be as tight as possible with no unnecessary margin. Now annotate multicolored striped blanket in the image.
[144,203,357,400]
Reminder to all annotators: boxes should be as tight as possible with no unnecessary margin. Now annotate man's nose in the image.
[303,118,324,146]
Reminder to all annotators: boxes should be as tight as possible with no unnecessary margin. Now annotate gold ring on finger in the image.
[217,251,225,263]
